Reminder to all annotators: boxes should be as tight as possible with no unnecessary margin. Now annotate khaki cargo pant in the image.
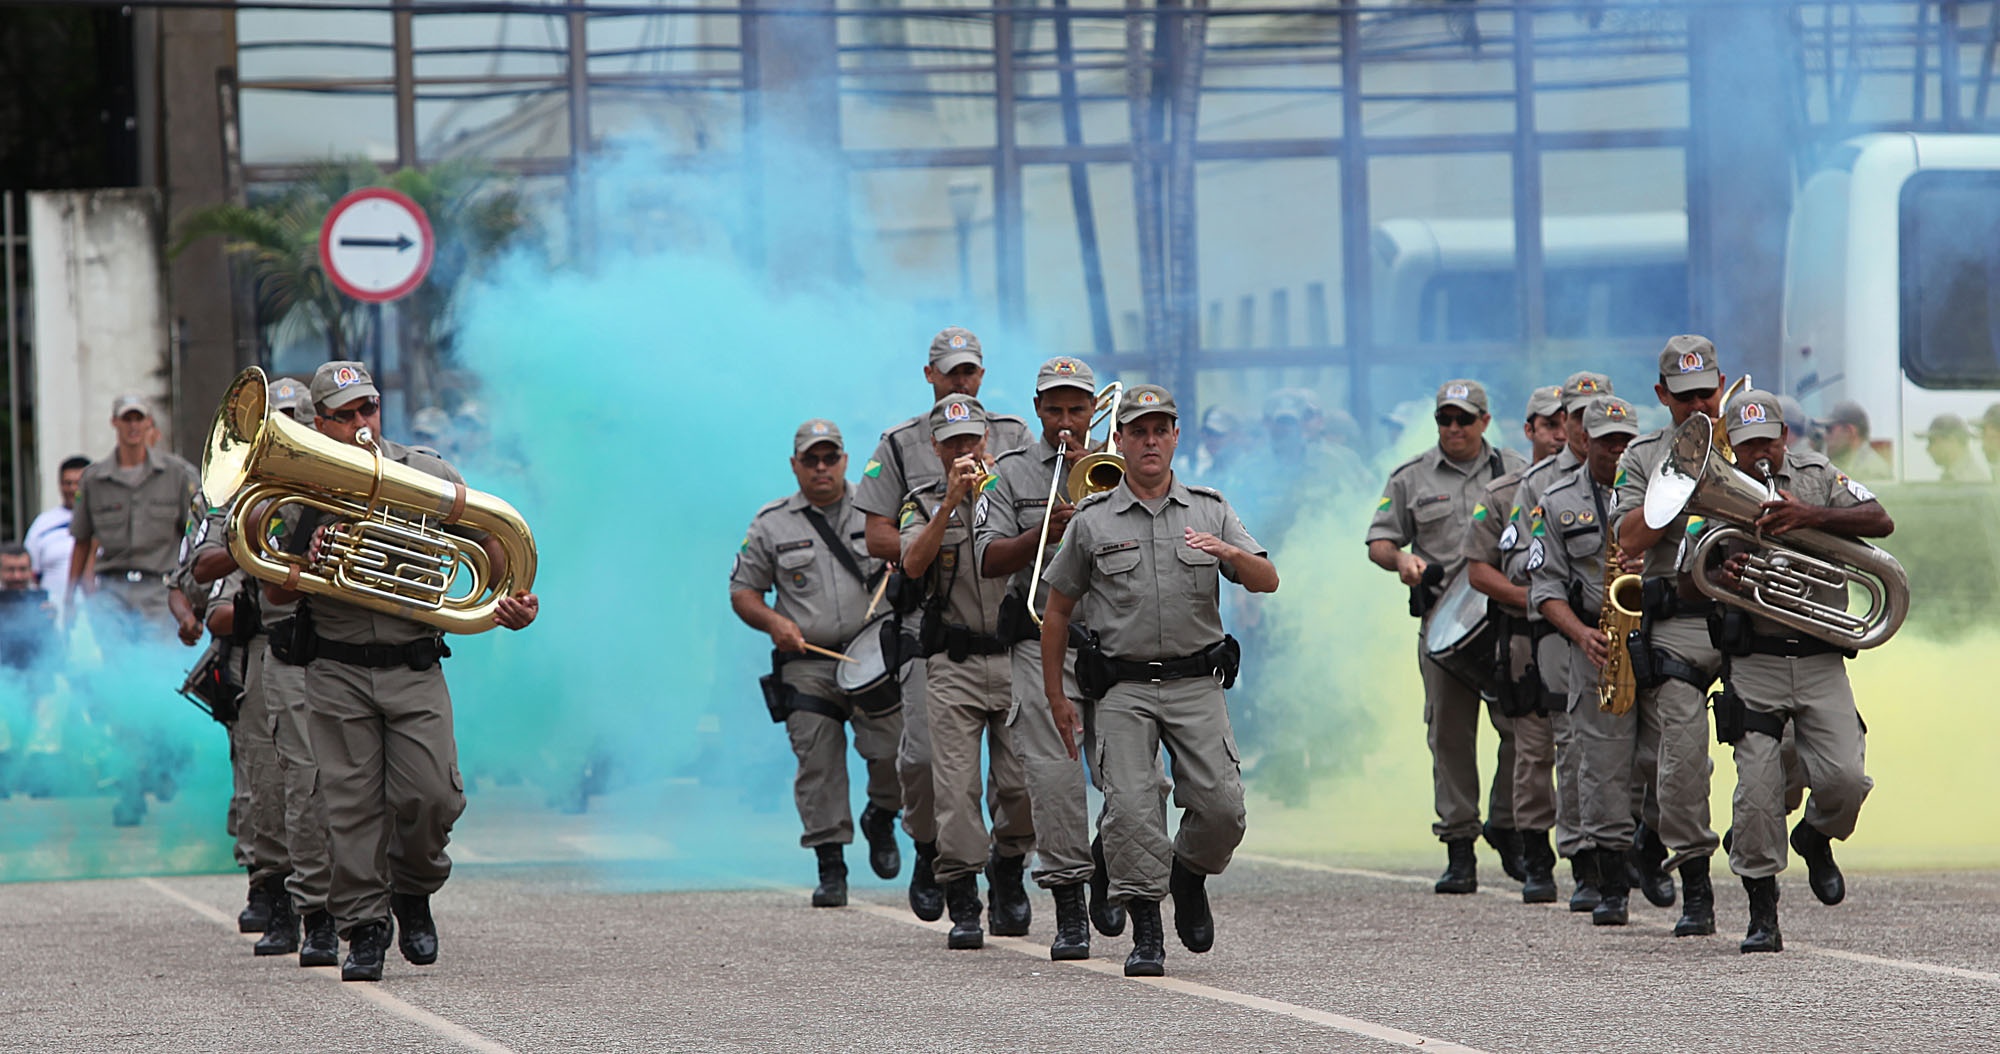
[1416,624,1518,842]
[307,657,466,938]
[782,658,902,848]
[1564,633,1664,853]
[927,651,1034,884]
[1008,638,1094,888]
[254,640,331,913]
[1726,652,1871,880]
[1506,628,1556,833]
[897,655,936,844]
[229,638,288,885]
[1095,676,1245,903]
[1639,616,1721,868]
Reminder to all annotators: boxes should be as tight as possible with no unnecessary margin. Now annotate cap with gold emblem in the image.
[1525,385,1563,420]
[1723,389,1785,443]
[1583,395,1641,438]
[793,418,844,455]
[1435,379,1489,416]
[928,327,983,374]
[1115,384,1178,425]
[1657,335,1721,394]
[1560,371,1612,413]
[1035,356,1096,394]
[930,394,988,442]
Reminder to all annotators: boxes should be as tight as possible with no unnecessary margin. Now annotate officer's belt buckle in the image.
[125,571,145,583]
[1145,661,1167,684]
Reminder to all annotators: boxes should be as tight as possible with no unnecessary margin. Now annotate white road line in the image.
[136,877,521,1054]
[841,899,1496,1054]
[1237,852,2000,987]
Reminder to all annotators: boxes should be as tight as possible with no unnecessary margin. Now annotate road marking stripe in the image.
[137,877,521,1054]
[841,899,1495,1054]
[1238,853,2000,987]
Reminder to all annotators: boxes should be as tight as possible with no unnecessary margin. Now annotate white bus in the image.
[1780,132,2000,482]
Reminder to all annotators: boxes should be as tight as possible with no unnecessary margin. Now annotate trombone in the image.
[1027,382,1125,626]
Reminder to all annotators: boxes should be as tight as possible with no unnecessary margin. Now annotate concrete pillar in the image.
[742,0,851,290]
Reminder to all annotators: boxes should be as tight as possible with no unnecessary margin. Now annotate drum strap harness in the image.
[801,507,875,589]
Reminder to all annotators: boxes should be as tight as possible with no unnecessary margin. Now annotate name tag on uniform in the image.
[1094,540,1140,555]
[776,540,814,553]
[1015,498,1046,509]
[1414,494,1450,508]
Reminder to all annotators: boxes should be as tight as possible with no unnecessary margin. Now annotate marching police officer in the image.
[268,361,540,982]
[974,356,1110,960]
[1527,395,1644,926]
[1366,380,1527,894]
[1460,384,1567,902]
[730,418,905,908]
[1613,336,1734,936]
[898,394,1036,950]
[1700,390,1889,953]
[853,327,1033,921]
[1040,384,1277,978]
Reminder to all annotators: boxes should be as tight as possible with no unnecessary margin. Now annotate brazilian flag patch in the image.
[979,474,999,493]
[739,535,750,553]
[1613,466,1627,488]
[898,500,920,529]
[863,459,883,479]
[1376,496,1392,512]
[1508,504,1522,523]
[1471,503,1488,522]
[1530,506,1547,538]
[1685,516,1706,537]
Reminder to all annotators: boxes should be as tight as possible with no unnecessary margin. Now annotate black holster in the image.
[1496,615,1541,719]
[267,599,317,666]
[1073,629,1112,701]
[996,592,1039,644]
[1206,635,1242,690]
[883,569,924,616]
[1708,608,1755,657]
[1711,683,1745,744]
[1626,625,1661,691]
[762,650,851,724]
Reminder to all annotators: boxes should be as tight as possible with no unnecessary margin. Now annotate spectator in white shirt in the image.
[25,456,89,588]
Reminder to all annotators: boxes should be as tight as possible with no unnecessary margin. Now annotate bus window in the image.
[1415,264,1688,343]
[1417,271,1514,343]
[1900,170,2000,389]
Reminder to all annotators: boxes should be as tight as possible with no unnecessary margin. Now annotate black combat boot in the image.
[810,844,848,908]
[908,841,944,921]
[1483,821,1526,883]
[238,872,273,933]
[1123,898,1166,977]
[391,892,439,965]
[1674,857,1716,936]
[1519,830,1558,904]
[299,910,340,968]
[1630,823,1676,908]
[1434,838,1477,894]
[1169,857,1214,953]
[944,875,984,950]
[1567,853,1601,913]
[1790,819,1846,906]
[986,850,1031,937]
[1088,835,1126,936]
[858,802,901,880]
[253,880,300,956]
[1740,875,1783,953]
[1592,848,1630,926]
[341,920,390,982]
[1049,883,1090,961]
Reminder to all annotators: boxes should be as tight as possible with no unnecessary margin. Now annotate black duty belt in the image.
[927,623,1011,660]
[1103,650,1216,684]
[313,635,452,671]
[1660,598,1716,620]
[1743,634,1850,659]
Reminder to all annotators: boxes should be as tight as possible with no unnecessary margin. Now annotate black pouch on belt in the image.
[1626,626,1661,690]
[997,592,1039,644]
[1708,608,1754,656]
[1072,629,1111,701]
[1205,634,1242,689]
[760,650,791,723]
[1711,680,1745,745]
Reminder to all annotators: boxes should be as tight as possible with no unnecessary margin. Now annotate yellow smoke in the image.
[1235,496,2000,870]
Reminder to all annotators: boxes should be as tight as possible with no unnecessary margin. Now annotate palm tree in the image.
[171,159,531,406]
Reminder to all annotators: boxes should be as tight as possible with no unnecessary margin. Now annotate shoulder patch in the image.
[1472,503,1488,522]
[863,459,883,479]
[1497,522,1519,550]
[1524,537,1546,572]
[1838,472,1876,503]
[1613,466,1628,488]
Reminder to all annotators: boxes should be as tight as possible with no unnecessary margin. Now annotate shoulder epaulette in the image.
[992,446,1031,466]
[1626,429,1668,450]
[1387,450,1430,478]
[752,496,791,520]
[1184,484,1225,500]
[1543,473,1583,497]
[1075,489,1116,512]
[881,415,925,441]
[407,444,445,460]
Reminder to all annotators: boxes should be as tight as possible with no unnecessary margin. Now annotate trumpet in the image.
[1644,412,1907,650]
[1028,382,1126,625]
[202,367,538,634]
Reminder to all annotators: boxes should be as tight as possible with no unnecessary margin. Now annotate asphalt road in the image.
[2,819,1995,1054]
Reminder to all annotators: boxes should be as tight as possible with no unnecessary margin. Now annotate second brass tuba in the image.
[202,367,538,634]
[1643,413,1907,650]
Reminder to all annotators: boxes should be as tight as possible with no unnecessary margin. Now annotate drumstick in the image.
[802,642,859,664]
[863,572,891,620]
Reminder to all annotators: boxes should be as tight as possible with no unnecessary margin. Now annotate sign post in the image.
[318,187,435,303]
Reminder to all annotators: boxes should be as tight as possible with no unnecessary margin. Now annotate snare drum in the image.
[1423,568,1504,702]
[836,614,902,716]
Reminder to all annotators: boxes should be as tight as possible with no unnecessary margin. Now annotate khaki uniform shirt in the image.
[1367,441,1526,589]
[899,480,1005,637]
[1459,470,1532,618]
[1513,447,1581,534]
[70,446,201,575]
[304,439,474,646]
[729,490,880,650]
[1526,462,1616,620]
[972,436,1080,613]
[852,410,1033,521]
[1614,426,1698,580]
[1041,477,1265,662]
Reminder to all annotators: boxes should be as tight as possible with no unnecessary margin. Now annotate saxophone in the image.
[1597,535,1645,715]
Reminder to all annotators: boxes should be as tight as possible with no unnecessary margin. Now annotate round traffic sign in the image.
[319,187,436,303]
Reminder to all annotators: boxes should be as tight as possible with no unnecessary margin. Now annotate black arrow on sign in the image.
[338,234,415,252]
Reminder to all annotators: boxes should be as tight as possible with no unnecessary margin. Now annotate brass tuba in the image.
[1644,413,1907,650]
[201,367,538,634]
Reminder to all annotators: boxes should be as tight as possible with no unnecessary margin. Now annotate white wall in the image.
[29,190,172,513]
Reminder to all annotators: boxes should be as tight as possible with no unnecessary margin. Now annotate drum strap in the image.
[803,507,872,588]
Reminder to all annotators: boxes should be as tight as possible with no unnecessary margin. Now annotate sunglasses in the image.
[1435,411,1479,428]
[319,400,380,424]
[797,451,844,468]
[1667,387,1718,404]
